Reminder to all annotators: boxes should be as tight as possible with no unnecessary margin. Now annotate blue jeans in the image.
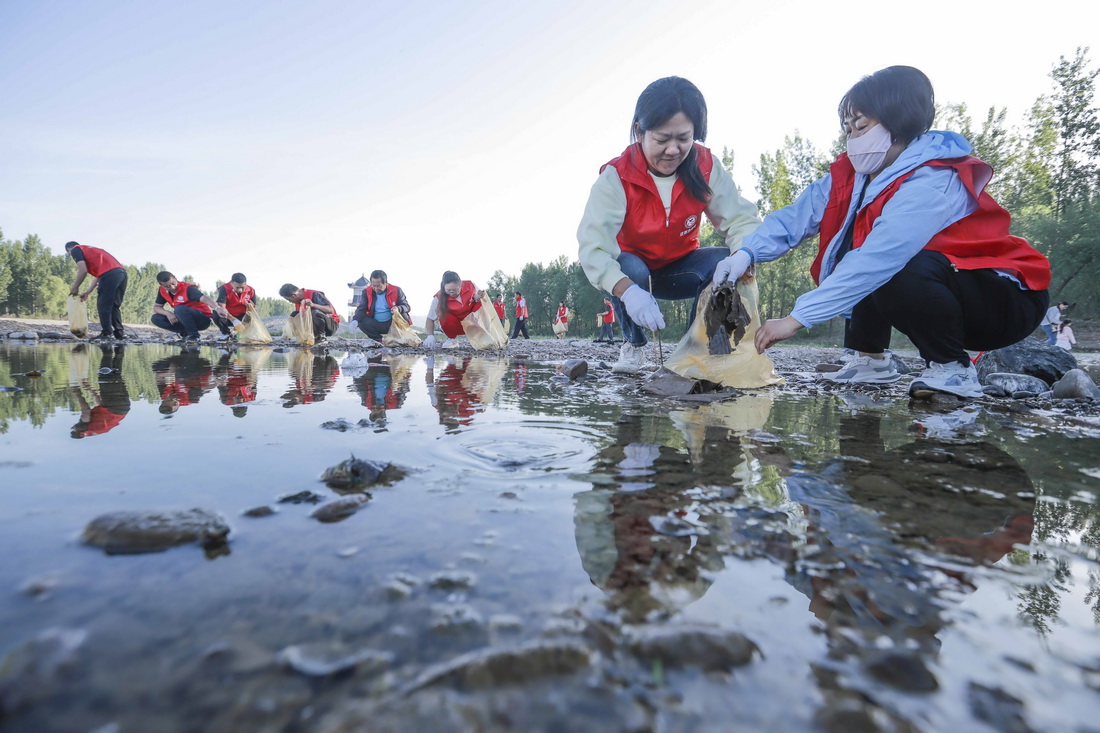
[1041,324,1057,345]
[609,247,729,346]
[152,307,212,338]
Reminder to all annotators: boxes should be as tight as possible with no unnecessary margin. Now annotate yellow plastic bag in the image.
[460,294,509,350]
[238,303,273,344]
[552,319,567,337]
[68,296,89,338]
[664,277,783,389]
[383,312,422,347]
[286,304,315,346]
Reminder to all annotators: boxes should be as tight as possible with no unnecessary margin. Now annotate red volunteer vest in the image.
[603,142,714,270]
[220,282,255,318]
[557,306,568,323]
[159,281,212,317]
[814,155,1051,289]
[364,284,401,316]
[515,298,528,318]
[297,289,341,324]
[74,246,124,277]
[493,301,506,318]
[81,406,126,437]
[602,306,615,324]
[442,281,482,321]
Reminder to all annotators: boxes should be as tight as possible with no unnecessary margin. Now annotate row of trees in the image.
[498,48,1099,342]
[0,234,292,324]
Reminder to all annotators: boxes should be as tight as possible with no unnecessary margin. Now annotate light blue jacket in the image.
[741,131,979,329]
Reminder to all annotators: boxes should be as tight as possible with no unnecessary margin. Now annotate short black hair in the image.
[64,241,80,251]
[838,66,935,146]
[515,291,522,296]
[230,273,247,284]
[370,270,387,283]
[279,283,299,299]
[156,271,175,284]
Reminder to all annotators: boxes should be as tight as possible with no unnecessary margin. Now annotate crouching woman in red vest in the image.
[422,271,484,349]
[715,66,1050,399]
[152,271,228,341]
[577,76,762,374]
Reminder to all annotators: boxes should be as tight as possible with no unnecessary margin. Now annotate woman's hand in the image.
[754,316,803,353]
[621,284,665,331]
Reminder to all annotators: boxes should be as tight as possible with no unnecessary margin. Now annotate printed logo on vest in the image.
[683,215,698,230]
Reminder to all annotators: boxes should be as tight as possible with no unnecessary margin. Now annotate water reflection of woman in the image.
[425,355,506,429]
[152,350,214,414]
[71,345,131,438]
[350,356,412,423]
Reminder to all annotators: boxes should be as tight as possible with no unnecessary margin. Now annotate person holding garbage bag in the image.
[213,273,256,339]
[422,271,508,349]
[714,66,1050,399]
[152,272,228,341]
[350,270,412,343]
[577,76,761,374]
[279,283,340,344]
[66,241,128,341]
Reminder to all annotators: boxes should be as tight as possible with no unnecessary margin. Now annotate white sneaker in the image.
[909,361,984,398]
[611,342,648,375]
[826,354,901,384]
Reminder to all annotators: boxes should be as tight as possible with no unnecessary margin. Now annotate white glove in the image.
[712,249,752,286]
[423,334,437,349]
[620,284,666,331]
[350,320,359,330]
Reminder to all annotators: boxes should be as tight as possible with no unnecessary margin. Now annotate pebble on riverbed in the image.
[81,508,230,554]
[310,494,371,523]
[321,455,404,492]
[625,625,759,672]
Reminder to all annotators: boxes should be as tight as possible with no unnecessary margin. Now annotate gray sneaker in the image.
[826,354,902,384]
[612,343,648,375]
[909,362,983,399]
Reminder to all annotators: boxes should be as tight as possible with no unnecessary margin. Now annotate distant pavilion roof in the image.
[348,274,368,288]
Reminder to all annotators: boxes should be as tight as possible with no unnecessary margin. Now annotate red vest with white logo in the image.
[515,298,528,318]
[220,282,255,318]
[602,142,714,270]
[74,245,124,277]
[814,155,1051,289]
[557,306,568,323]
[159,281,212,317]
[493,300,506,319]
[443,281,481,321]
[297,289,341,324]
[364,284,401,316]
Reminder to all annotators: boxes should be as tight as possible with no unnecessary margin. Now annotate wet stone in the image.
[276,643,393,678]
[863,649,938,692]
[430,571,477,591]
[985,372,1049,396]
[626,625,758,671]
[1052,368,1100,400]
[403,639,593,693]
[321,418,361,431]
[277,490,325,504]
[559,358,588,380]
[968,682,1032,733]
[242,505,276,518]
[310,494,371,523]
[977,340,1076,384]
[0,628,87,713]
[82,508,230,554]
[430,603,484,633]
[321,455,403,492]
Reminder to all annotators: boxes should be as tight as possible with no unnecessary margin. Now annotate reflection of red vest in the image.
[814,155,1051,289]
[159,282,212,316]
[603,142,714,270]
[297,289,341,324]
[442,281,481,321]
[220,282,255,318]
[222,374,255,405]
[74,245,124,277]
[81,406,126,437]
[161,382,194,406]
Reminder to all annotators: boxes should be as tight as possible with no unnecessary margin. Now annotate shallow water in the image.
[0,342,1098,732]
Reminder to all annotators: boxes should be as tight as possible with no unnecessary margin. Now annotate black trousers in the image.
[152,306,212,338]
[96,268,128,338]
[356,314,391,341]
[844,250,1049,366]
[511,317,529,339]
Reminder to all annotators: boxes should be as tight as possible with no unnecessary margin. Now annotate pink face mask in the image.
[846,123,893,174]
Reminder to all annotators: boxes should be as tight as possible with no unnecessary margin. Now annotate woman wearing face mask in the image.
[577,76,761,374]
[713,66,1051,398]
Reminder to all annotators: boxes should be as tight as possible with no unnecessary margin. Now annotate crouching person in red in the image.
[213,273,256,340]
[152,271,228,342]
[422,271,484,349]
[279,283,340,343]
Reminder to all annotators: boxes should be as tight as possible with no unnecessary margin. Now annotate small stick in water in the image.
[649,276,663,367]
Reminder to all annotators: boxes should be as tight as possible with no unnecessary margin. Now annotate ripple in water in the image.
[441,420,604,476]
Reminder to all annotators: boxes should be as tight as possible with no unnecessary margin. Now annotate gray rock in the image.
[321,455,401,492]
[985,372,1050,395]
[977,339,1076,384]
[1051,368,1100,400]
[82,508,230,553]
[242,505,276,518]
[0,628,87,713]
[403,639,592,693]
[310,494,371,522]
[864,649,938,692]
[559,358,588,380]
[626,625,758,671]
[429,571,478,591]
[641,370,698,397]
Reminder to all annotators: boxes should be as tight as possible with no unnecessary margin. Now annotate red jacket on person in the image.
[602,142,714,270]
[220,282,256,319]
[159,281,212,317]
[297,289,341,324]
[514,297,528,318]
[72,245,124,277]
[814,155,1051,290]
[437,281,481,338]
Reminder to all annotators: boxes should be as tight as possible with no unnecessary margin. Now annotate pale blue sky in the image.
[1,0,1094,317]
